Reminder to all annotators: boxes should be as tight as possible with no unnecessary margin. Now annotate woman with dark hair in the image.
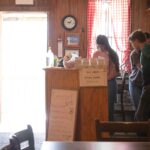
[93,35,120,121]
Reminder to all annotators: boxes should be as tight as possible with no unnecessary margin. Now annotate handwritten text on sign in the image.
[48,89,78,141]
[79,68,107,87]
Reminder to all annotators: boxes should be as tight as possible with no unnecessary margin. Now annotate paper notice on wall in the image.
[58,40,63,57]
[47,89,78,141]
[15,0,34,5]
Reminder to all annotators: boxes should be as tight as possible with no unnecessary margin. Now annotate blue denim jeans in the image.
[135,85,150,121]
[129,80,142,110]
[108,78,117,121]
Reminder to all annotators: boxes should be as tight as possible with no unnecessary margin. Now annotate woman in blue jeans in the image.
[128,46,142,110]
[129,80,142,110]
[93,35,120,121]
[108,78,118,121]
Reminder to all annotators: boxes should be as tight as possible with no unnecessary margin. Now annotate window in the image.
[87,0,131,70]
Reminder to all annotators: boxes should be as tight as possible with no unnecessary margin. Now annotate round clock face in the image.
[62,15,77,30]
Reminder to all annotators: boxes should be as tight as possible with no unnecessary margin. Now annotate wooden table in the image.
[41,141,150,150]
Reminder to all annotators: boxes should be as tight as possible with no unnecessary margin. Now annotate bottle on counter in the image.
[54,55,58,67]
[47,46,54,67]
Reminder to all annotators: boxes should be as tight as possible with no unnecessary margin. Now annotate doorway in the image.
[0,12,47,134]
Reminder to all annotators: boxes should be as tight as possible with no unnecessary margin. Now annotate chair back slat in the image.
[10,125,35,150]
[95,119,150,141]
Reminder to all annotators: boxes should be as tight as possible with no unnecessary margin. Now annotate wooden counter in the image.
[44,67,108,141]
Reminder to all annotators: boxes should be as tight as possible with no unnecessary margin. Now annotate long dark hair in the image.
[96,35,119,72]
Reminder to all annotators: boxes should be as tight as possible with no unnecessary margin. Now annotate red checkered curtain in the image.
[87,0,96,58]
[87,0,131,71]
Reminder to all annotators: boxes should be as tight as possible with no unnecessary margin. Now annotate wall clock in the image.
[61,15,77,30]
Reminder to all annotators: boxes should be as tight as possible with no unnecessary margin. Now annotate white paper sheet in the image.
[48,89,78,141]
[15,0,34,5]
[58,40,63,57]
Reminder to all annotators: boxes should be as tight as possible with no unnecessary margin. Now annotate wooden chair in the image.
[95,119,150,141]
[115,72,135,121]
[10,125,35,150]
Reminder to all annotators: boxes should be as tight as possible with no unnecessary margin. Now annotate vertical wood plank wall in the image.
[0,0,87,57]
[0,0,149,57]
[131,0,150,32]
[48,0,87,57]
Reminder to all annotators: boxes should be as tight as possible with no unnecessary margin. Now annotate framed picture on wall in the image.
[65,33,80,48]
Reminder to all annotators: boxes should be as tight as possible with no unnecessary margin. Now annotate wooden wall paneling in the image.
[138,0,149,31]
[0,0,149,56]
[55,0,70,55]
[82,0,88,58]
[0,0,50,6]
[69,0,87,58]
[48,0,87,57]
[0,0,88,57]
[0,0,51,11]
[145,0,150,31]
[75,0,87,58]
[48,1,57,53]
[131,0,140,30]
[35,0,49,6]
[0,0,13,6]
[49,0,69,54]
[131,0,150,32]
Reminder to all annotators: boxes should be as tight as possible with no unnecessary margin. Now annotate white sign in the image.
[15,0,34,5]
[79,68,107,87]
[58,40,63,57]
[48,89,78,141]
